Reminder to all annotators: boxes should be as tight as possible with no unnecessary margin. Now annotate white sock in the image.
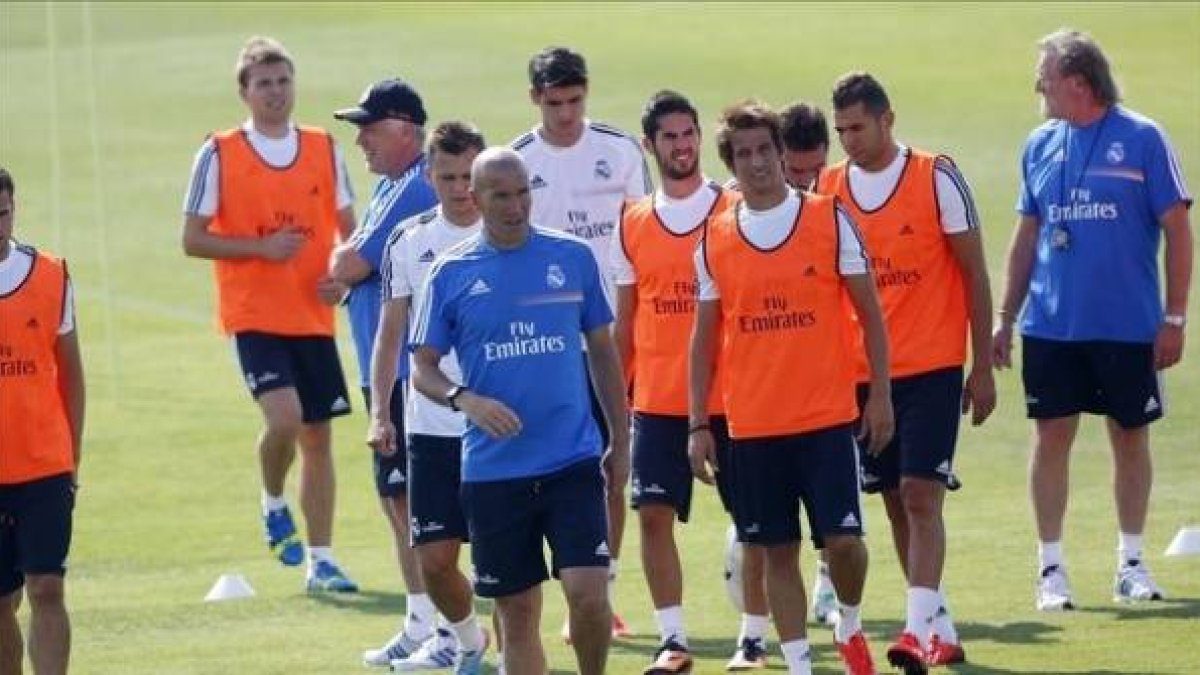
[262,492,288,513]
[608,558,619,605]
[780,638,812,675]
[1038,540,1064,572]
[932,588,958,644]
[1118,532,1143,566]
[405,593,436,640]
[904,586,940,645]
[448,612,485,653]
[654,605,687,647]
[834,603,861,643]
[307,546,333,565]
[740,613,770,643]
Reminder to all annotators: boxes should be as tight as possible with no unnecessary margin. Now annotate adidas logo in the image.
[935,459,953,476]
[744,523,760,535]
[25,317,39,329]
[387,468,405,485]
[900,224,915,236]
[476,572,500,585]
[530,174,548,189]
[258,371,279,384]
[840,512,860,528]
[468,278,491,296]
[1144,396,1160,413]
[803,265,818,277]
[331,396,349,413]
[595,541,610,557]
[419,249,436,263]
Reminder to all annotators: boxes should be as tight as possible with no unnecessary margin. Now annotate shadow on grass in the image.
[1076,597,1200,621]
[303,589,497,616]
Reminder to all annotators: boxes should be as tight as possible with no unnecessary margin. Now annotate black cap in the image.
[334,78,427,126]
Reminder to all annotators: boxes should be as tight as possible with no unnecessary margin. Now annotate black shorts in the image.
[462,458,609,598]
[730,424,864,547]
[0,473,75,595]
[362,386,408,498]
[1022,337,1163,429]
[856,366,964,493]
[407,434,467,546]
[631,413,732,521]
[233,332,351,424]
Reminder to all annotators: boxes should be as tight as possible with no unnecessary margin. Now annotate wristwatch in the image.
[1164,314,1187,328]
[446,385,468,411]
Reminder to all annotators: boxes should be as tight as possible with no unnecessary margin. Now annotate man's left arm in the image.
[585,325,631,491]
[948,229,997,425]
[1157,202,1192,369]
[56,328,86,480]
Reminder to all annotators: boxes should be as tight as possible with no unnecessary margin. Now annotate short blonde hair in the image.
[235,36,294,88]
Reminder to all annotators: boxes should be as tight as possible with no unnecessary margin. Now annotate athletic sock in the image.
[1038,540,1064,573]
[654,605,687,647]
[1118,532,1143,567]
[904,586,940,646]
[448,612,485,653]
[405,593,436,641]
[262,492,288,513]
[834,603,861,643]
[740,613,770,644]
[780,638,813,675]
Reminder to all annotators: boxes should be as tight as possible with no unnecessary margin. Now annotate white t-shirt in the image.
[0,240,75,334]
[512,120,652,305]
[610,179,720,286]
[382,207,482,437]
[182,120,355,216]
[696,191,868,300]
[844,146,979,234]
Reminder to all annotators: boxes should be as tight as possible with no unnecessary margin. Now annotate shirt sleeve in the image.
[410,264,454,356]
[1143,123,1193,218]
[934,157,980,234]
[580,245,615,331]
[695,239,720,300]
[382,228,413,300]
[609,218,636,285]
[836,204,870,276]
[1016,135,1042,217]
[353,187,437,274]
[182,139,219,217]
[625,143,653,198]
[333,142,355,210]
[59,277,75,335]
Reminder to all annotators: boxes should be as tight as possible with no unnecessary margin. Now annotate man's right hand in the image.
[992,320,1015,370]
[687,427,718,485]
[459,392,522,438]
[366,417,397,457]
[259,226,306,261]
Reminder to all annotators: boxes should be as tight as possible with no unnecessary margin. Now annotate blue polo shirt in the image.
[411,227,613,482]
[346,156,438,387]
[1016,106,1191,343]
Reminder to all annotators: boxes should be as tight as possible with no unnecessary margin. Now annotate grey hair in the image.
[1039,28,1122,106]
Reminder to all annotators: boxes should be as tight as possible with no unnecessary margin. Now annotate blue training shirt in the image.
[346,156,438,387]
[411,227,613,483]
[1016,105,1191,343]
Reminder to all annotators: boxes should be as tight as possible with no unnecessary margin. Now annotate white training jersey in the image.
[382,206,482,437]
[0,240,74,334]
[512,119,652,306]
[696,191,868,301]
[182,120,355,217]
[844,145,980,234]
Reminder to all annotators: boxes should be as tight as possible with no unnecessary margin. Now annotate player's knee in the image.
[899,481,942,522]
[416,542,458,578]
[23,576,64,608]
[823,535,866,562]
[637,505,674,534]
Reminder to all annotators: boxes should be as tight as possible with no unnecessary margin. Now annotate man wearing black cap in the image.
[330,78,440,666]
[512,44,651,643]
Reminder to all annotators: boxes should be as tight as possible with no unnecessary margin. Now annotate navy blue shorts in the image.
[462,457,609,598]
[1022,337,1163,429]
[362,386,408,497]
[730,424,864,546]
[631,413,732,521]
[856,366,964,493]
[233,332,351,424]
[407,434,467,546]
[0,473,75,596]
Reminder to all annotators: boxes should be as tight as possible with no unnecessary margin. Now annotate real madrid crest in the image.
[594,159,612,180]
[546,263,566,289]
[1105,141,1125,165]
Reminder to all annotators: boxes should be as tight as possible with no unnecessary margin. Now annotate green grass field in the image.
[2,2,1198,673]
